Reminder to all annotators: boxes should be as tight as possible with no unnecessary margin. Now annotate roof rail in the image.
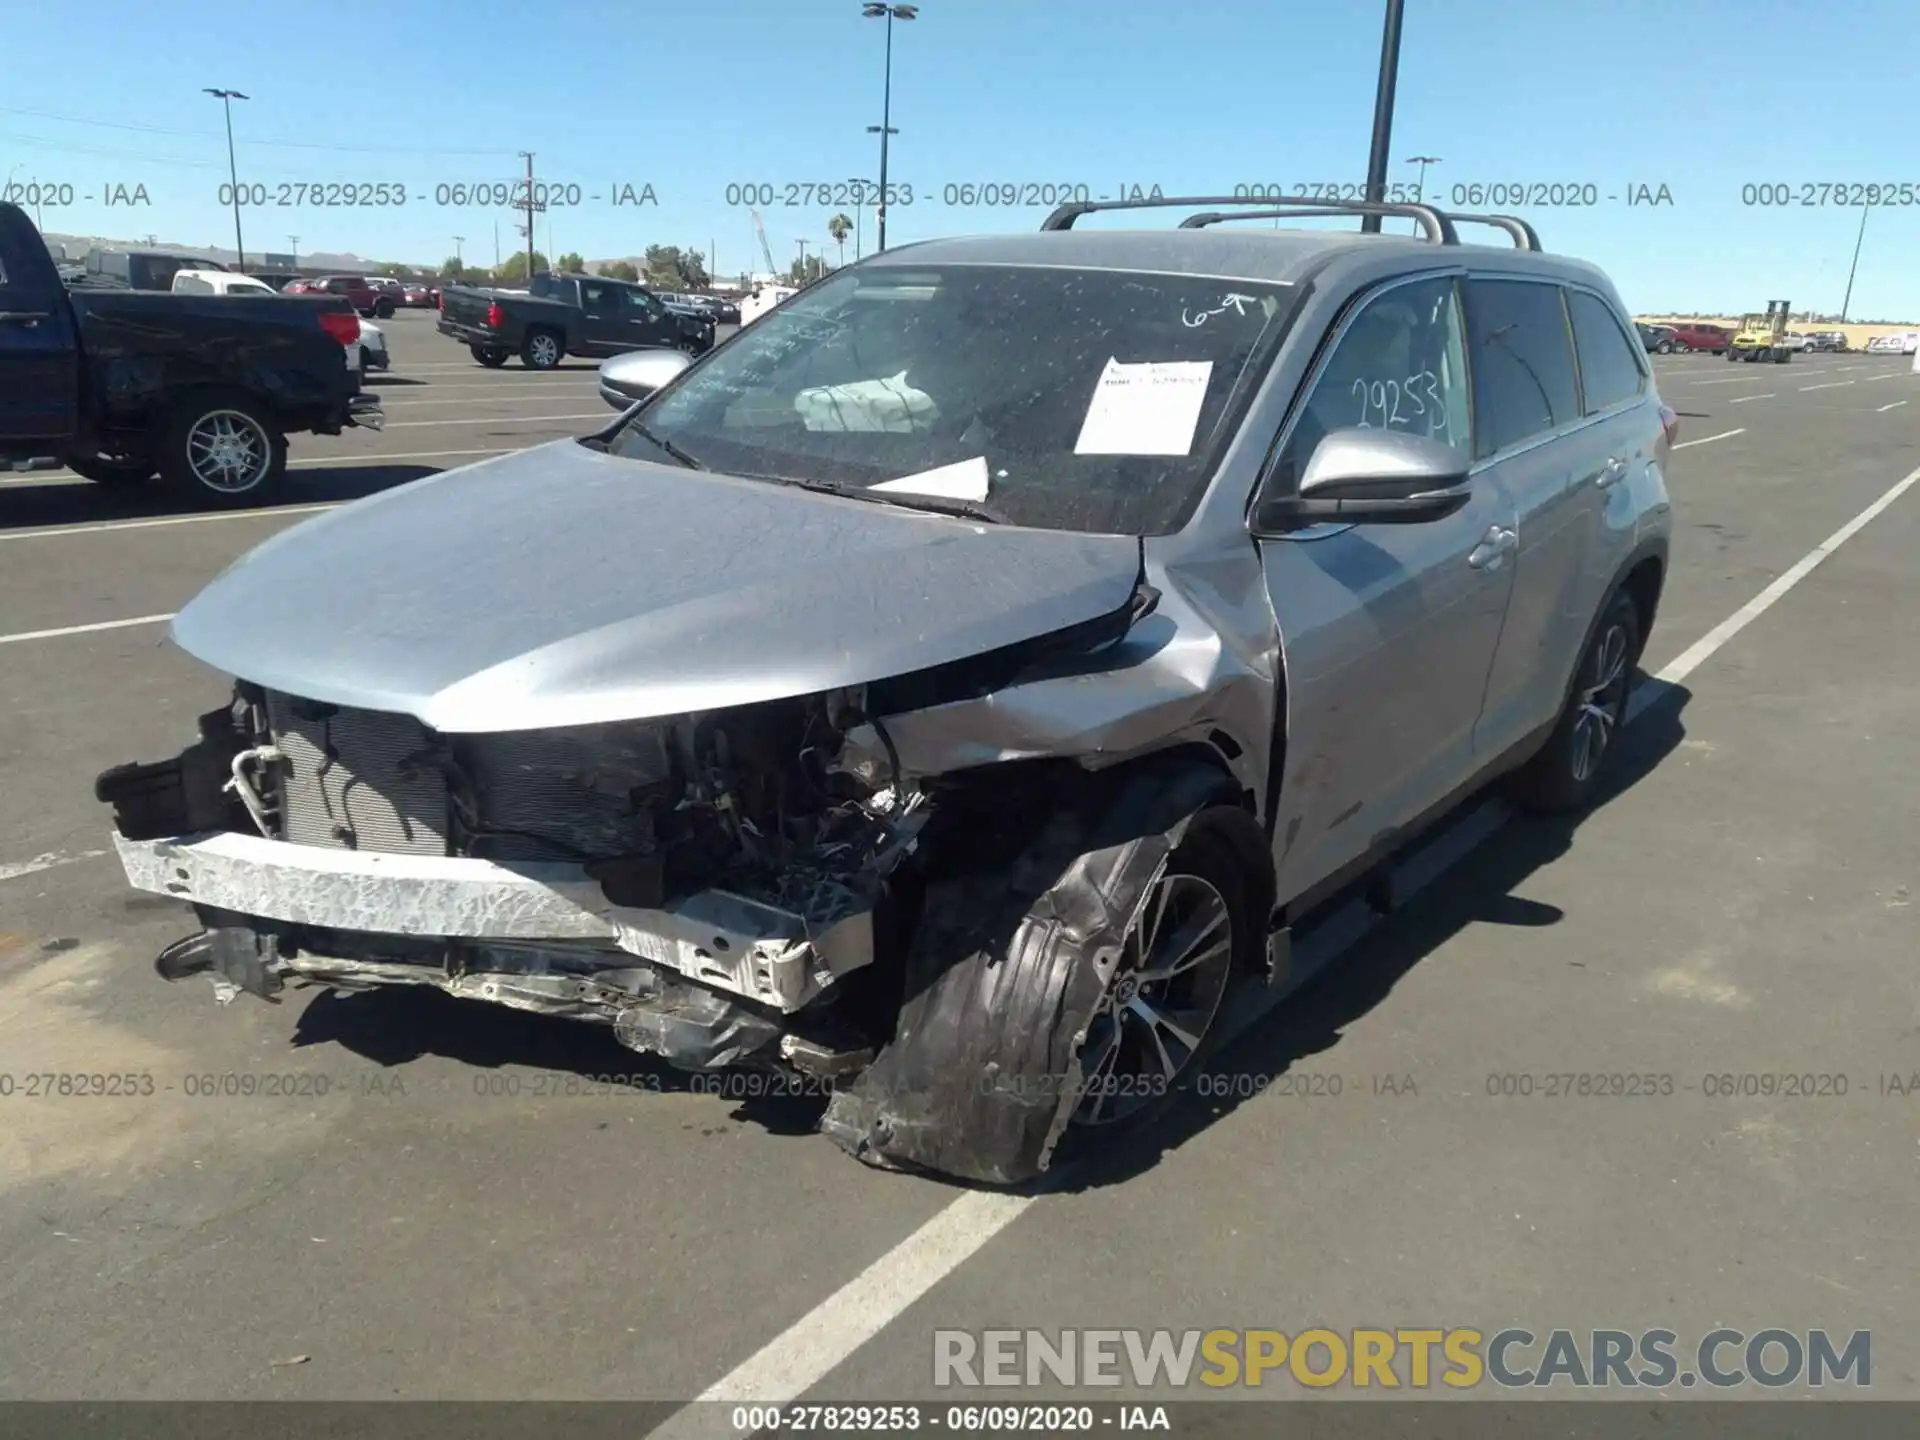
[1040,193,1459,245]
[1177,204,1461,245]
[1436,212,1542,251]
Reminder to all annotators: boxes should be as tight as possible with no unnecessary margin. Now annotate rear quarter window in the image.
[1568,290,1647,413]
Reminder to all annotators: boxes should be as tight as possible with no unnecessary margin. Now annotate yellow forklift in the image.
[1729,300,1794,363]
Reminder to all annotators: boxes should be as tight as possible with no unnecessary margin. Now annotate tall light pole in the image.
[1359,0,1406,234]
[453,235,464,274]
[862,3,917,254]
[1840,202,1871,322]
[204,88,249,268]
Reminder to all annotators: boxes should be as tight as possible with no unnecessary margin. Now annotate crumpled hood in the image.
[171,441,1142,732]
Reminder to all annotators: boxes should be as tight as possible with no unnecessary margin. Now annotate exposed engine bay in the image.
[99,684,933,1049]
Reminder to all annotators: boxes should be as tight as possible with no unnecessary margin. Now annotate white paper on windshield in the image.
[793,371,934,433]
[1072,358,1214,456]
[870,455,991,502]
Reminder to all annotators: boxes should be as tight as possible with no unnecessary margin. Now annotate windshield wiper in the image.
[743,473,1008,524]
[624,420,706,470]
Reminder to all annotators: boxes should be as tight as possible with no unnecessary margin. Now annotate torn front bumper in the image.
[112,830,874,1014]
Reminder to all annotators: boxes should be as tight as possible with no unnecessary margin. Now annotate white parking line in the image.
[0,614,174,646]
[1800,381,1855,392]
[1863,372,1915,382]
[1727,394,1774,404]
[1673,428,1745,449]
[1683,375,1796,387]
[0,848,111,885]
[289,447,516,467]
[0,504,337,544]
[650,455,1920,1428]
[1877,401,1908,412]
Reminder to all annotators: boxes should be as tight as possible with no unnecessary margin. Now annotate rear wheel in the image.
[1509,589,1641,814]
[159,394,287,507]
[522,330,563,369]
[374,298,395,320]
[470,344,510,368]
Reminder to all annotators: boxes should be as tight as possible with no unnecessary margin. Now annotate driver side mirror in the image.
[1250,428,1473,535]
[598,348,693,410]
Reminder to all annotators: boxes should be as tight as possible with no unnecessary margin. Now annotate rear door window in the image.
[1463,278,1579,458]
[1568,290,1647,414]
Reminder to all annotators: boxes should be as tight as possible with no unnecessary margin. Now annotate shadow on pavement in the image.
[0,464,451,532]
[1056,677,1695,1192]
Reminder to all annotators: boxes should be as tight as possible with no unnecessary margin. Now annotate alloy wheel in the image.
[1072,871,1235,1127]
[185,410,271,494]
[529,334,560,367]
[1570,620,1631,783]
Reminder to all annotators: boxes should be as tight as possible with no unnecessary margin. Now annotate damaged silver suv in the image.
[97,197,1674,1185]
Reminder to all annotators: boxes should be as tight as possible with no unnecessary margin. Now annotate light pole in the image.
[287,234,299,271]
[453,235,464,275]
[1840,202,1871,322]
[1406,155,1441,204]
[204,88,249,268]
[1359,0,1406,234]
[862,3,917,253]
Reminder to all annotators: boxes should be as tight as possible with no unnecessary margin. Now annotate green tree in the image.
[640,245,711,291]
[556,251,585,273]
[493,250,549,283]
[602,259,640,282]
[827,213,852,268]
[784,253,828,287]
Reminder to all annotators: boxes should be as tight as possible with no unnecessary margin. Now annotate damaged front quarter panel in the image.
[835,547,1278,816]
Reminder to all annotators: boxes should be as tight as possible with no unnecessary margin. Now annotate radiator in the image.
[266,692,450,856]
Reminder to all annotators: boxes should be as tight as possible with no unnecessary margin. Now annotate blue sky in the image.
[2,0,1916,317]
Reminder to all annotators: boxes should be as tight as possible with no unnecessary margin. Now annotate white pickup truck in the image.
[172,269,389,377]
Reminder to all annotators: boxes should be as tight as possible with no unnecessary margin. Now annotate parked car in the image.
[399,280,438,308]
[1864,332,1919,355]
[74,247,229,291]
[1781,332,1815,353]
[94,197,1672,1184]
[1666,322,1731,354]
[738,284,799,326]
[286,274,394,320]
[171,269,279,298]
[1636,323,1678,354]
[1805,330,1848,352]
[437,271,715,368]
[0,203,382,503]
[245,271,304,292]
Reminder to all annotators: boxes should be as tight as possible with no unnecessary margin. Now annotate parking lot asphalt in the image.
[1,319,1916,1407]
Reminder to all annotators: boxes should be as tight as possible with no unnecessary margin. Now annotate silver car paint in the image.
[153,226,1669,931]
[168,440,1143,733]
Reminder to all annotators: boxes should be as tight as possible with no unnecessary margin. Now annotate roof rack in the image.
[1180,205,1542,252]
[1434,212,1541,251]
[1040,193,1459,245]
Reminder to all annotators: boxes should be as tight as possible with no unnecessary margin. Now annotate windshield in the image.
[608,263,1296,534]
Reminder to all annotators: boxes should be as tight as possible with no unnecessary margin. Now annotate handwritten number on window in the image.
[1352,368,1447,438]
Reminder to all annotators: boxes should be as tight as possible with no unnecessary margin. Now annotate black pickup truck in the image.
[0,203,381,505]
[438,271,715,369]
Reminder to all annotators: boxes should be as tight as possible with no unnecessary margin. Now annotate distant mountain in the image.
[41,230,418,275]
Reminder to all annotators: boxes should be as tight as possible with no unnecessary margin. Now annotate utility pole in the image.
[1359,0,1406,234]
[1840,202,1871,322]
[288,234,299,270]
[863,3,917,253]
[515,151,544,278]
[1406,155,1441,204]
[453,235,464,274]
[493,221,500,272]
[204,88,249,267]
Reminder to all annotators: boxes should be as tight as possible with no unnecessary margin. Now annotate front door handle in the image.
[1594,456,1630,489]
[0,310,50,326]
[1468,525,1519,570]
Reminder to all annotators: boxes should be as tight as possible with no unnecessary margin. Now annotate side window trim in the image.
[1250,266,1471,509]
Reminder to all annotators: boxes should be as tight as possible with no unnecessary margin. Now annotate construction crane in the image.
[749,209,777,277]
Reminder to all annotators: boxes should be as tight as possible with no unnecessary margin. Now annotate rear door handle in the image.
[1595,456,1630,489]
[1467,525,1519,570]
[0,310,50,326]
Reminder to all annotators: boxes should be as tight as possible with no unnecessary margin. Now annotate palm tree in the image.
[827,212,853,269]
